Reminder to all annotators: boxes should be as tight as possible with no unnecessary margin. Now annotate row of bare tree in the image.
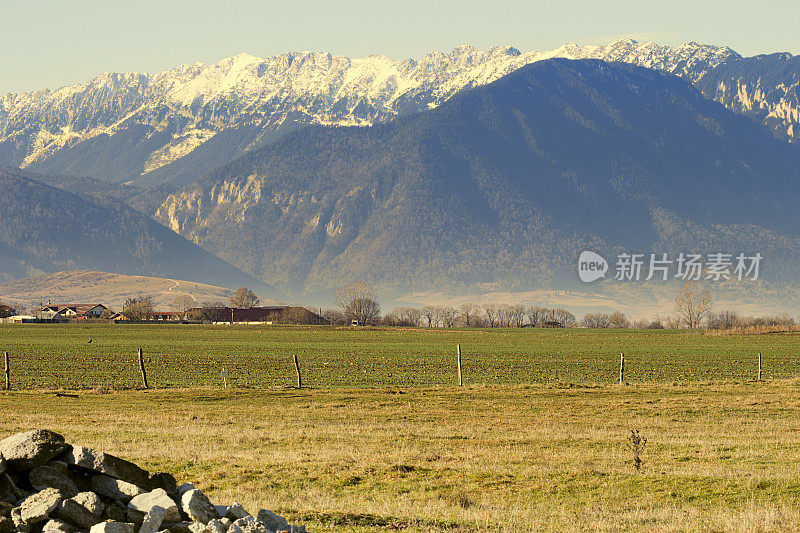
[334,303,578,328]
[121,280,793,331]
[326,280,791,330]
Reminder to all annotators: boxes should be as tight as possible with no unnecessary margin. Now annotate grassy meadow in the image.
[0,324,799,389]
[3,324,800,531]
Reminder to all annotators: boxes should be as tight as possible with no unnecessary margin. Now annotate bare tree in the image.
[431,306,443,327]
[421,306,436,327]
[459,303,477,327]
[553,309,576,327]
[383,307,421,326]
[230,287,260,308]
[496,304,512,327]
[440,306,457,328]
[0,301,15,318]
[335,281,381,325]
[608,312,630,329]
[322,308,347,326]
[582,313,611,328]
[527,306,546,327]
[706,310,740,330]
[482,303,499,328]
[510,305,526,327]
[674,281,712,329]
[122,296,155,321]
[172,294,195,316]
[405,308,421,327]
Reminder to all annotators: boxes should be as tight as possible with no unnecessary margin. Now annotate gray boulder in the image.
[158,522,193,533]
[175,484,195,498]
[205,519,228,533]
[9,508,22,527]
[102,502,127,523]
[127,490,180,524]
[10,508,32,533]
[255,511,289,533]
[187,523,208,533]
[223,504,248,522]
[16,488,64,525]
[90,521,135,533]
[90,475,144,502]
[42,518,76,533]
[138,505,167,533]
[0,501,12,517]
[54,491,105,529]
[0,431,68,471]
[180,489,217,525]
[226,517,269,533]
[147,473,177,496]
[64,447,151,490]
[0,474,25,503]
[29,465,79,497]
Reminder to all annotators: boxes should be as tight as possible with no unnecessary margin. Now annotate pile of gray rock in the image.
[0,431,305,533]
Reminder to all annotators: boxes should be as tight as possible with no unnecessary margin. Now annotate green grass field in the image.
[0,324,800,389]
[0,324,798,389]
[3,325,800,530]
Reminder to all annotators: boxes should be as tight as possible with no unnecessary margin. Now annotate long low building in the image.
[185,305,328,324]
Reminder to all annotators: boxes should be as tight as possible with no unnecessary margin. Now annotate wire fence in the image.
[1,339,795,391]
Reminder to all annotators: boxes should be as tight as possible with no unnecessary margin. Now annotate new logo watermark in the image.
[578,251,609,282]
[578,252,762,283]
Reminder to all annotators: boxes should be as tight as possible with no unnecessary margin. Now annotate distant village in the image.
[0,301,328,325]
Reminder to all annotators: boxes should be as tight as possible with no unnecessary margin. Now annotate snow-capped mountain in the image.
[151,59,800,297]
[1,39,796,187]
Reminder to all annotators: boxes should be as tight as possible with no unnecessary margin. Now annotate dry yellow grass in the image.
[706,324,800,336]
[3,382,800,531]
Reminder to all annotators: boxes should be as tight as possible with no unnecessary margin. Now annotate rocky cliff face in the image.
[694,52,800,141]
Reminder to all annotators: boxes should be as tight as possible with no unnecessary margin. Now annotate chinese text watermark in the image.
[578,251,762,283]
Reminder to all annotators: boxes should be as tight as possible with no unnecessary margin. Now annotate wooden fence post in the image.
[758,352,762,382]
[457,344,463,387]
[4,351,9,391]
[137,348,149,389]
[619,352,625,385]
[293,354,302,388]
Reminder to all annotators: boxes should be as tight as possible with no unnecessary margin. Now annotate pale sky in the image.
[1,0,798,94]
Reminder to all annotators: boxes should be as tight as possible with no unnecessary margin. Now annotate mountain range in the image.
[156,58,800,297]
[2,39,798,189]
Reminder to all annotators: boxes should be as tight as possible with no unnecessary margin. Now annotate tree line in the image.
[34,279,793,331]
[326,280,797,331]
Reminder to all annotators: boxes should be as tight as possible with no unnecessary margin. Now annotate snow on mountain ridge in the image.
[0,39,751,179]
